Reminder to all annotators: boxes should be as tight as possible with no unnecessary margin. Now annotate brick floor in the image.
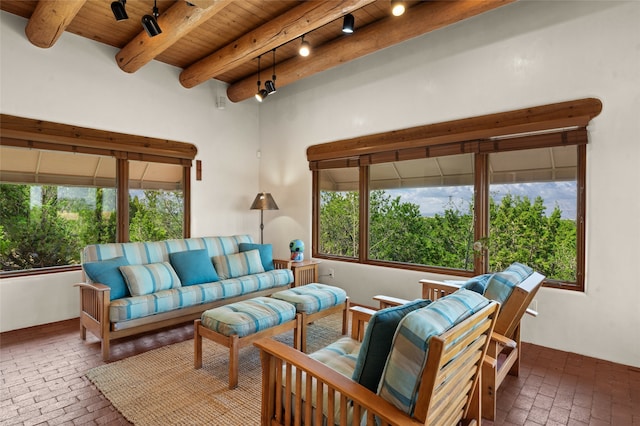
[1,318,639,425]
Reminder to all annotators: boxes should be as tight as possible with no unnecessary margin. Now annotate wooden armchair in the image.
[255,295,499,426]
[420,271,544,420]
[375,271,544,420]
[375,270,543,421]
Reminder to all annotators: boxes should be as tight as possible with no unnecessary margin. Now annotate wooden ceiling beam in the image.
[116,0,235,73]
[25,0,86,48]
[227,0,515,102]
[179,0,375,89]
[185,0,225,8]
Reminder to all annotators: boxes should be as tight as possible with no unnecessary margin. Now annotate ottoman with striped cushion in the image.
[194,296,301,389]
[272,283,349,352]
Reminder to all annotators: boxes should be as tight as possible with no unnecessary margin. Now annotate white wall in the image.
[1,2,639,368]
[259,1,640,368]
[0,11,262,331]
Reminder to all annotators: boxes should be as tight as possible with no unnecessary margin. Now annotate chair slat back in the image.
[493,271,545,338]
[414,301,499,424]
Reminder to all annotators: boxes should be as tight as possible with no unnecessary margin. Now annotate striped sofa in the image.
[77,235,293,360]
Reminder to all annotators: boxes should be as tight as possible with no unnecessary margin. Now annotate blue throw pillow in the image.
[352,298,432,393]
[461,273,494,294]
[238,243,274,271]
[169,249,219,286]
[83,256,130,301]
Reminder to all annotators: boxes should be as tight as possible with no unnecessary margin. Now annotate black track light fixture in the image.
[142,0,162,37]
[111,0,128,21]
[264,49,277,95]
[255,55,268,102]
[342,13,355,34]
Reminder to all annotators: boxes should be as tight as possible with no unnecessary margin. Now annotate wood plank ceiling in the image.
[1,0,515,103]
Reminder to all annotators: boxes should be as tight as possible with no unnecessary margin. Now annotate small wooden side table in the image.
[290,259,320,287]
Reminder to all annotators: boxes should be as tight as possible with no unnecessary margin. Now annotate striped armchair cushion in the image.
[377,289,489,415]
[310,336,360,378]
[505,262,534,281]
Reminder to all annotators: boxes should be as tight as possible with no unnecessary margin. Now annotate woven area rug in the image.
[86,313,344,425]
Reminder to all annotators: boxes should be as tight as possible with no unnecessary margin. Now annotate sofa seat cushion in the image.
[108,269,294,323]
[378,288,489,416]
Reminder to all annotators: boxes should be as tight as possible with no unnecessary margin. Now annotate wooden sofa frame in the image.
[255,300,500,426]
[377,271,545,420]
[76,259,292,361]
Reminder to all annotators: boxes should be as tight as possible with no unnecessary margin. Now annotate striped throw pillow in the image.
[212,249,265,280]
[119,262,182,296]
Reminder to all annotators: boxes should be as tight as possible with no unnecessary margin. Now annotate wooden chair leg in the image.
[508,326,522,376]
[342,298,350,335]
[293,314,302,350]
[300,312,308,353]
[482,359,498,421]
[101,338,110,361]
[229,334,239,389]
[194,319,203,369]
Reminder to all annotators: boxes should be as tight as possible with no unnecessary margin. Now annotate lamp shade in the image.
[250,192,279,210]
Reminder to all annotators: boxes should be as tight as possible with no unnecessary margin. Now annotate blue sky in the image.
[388,181,577,220]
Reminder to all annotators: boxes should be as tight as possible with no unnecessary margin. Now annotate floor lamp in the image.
[250,192,279,244]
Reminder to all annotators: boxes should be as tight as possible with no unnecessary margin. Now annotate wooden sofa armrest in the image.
[419,279,462,300]
[373,295,411,309]
[75,281,111,359]
[273,258,292,269]
[75,282,111,292]
[255,338,421,426]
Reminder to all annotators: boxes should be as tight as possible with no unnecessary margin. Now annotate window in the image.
[318,167,359,258]
[368,155,475,270]
[128,160,184,242]
[310,99,601,291]
[488,146,579,284]
[0,114,196,276]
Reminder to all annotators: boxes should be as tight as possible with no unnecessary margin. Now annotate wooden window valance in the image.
[307,98,602,170]
[1,114,197,164]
